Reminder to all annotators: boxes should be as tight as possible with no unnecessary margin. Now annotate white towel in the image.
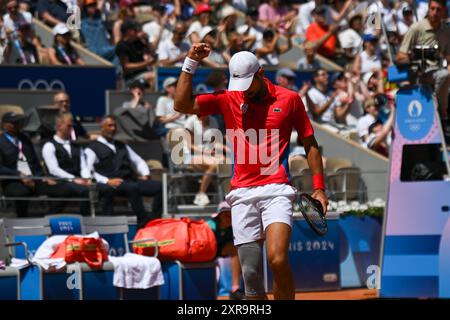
[9,258,31,270]
[109,253,164,289]
[32,232,109,270]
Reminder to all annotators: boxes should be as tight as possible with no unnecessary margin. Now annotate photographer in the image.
[396,0,450,137]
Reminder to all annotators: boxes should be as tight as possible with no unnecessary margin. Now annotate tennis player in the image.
[174,43,328,300]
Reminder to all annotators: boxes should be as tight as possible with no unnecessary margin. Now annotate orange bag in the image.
[51,235,108,269]
[133,218,217,262]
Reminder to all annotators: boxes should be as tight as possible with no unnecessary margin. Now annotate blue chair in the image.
[4,218,51,300]
[0,219,21,300]
[46,214,84,235]
[160,260,217,300]
[84,216,160,300]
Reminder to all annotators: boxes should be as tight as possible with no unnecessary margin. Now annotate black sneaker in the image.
[229,289,245,300]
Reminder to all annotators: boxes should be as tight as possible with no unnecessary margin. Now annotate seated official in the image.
[0,112,62,217]
[83,115,162,228]
[41,113,94,215]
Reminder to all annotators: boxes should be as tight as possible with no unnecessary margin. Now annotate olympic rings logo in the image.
[17,79,66,91]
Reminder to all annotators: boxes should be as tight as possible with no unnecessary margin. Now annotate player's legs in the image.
[237,240,267,300]
[265,222,295,300]
[259,184,296,300]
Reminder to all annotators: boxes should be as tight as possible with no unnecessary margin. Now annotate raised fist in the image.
[187,43,211,62]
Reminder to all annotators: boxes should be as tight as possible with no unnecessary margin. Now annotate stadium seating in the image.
[46,214,84,235]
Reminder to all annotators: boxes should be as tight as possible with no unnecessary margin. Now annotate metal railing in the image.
[0,175,97,216]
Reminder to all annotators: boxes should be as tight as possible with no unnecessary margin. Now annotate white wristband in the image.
[182,57,199,75]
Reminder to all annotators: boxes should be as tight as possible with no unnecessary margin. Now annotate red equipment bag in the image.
[51,235,108,269]
[132,218,217,262]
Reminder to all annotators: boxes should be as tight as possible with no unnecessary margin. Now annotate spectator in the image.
[121,78,153,111]
[297,41,322,70]
[357,98,380,143]
[255,28,292,66]
[237,7,263,52]
[305,5,339,59]
[83,115,163,228]
[0,112,61,217]
[41,113,92,215]
[199,26,227,68]
[38,91,88,141]
[3,0,33,33]
[48,23,85,65]
[174,0,195,21]
[305,68,338,123]
[275,67,299,91]
[296,0,332,35]
[157,21,190,67]
[353,34,382,76]
[367,0,399,35]
[225,31,248,60]
[396,0,450,138]
[80,0,119,65]
[186,3,212,44]
[142,4,172,49]
[361,70,385,100]
[397,5,415,36]
[3,21,39,64]
[330,71,356,125]
[115,19,155,89]
[156,77,188,131]
[258,0,296,35]
[184,114,223,206]
[122,78,168,138]
[217,6,237,48]
[112,0,136,44]
[37,0,69,27]
[207,201,244,300]
[338,13,363,61]
[365,110,394,157]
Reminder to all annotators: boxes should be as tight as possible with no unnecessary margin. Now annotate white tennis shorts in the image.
[225,183,297,246]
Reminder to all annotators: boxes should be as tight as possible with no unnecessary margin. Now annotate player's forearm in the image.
[174,71,196,114]
[304,138,324,176]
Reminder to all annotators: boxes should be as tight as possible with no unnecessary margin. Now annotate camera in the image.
[410,45,440,63]
[409,44,441,75]
[388,44,442,84]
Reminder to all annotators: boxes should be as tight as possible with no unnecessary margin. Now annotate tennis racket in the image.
[293,193,327,236]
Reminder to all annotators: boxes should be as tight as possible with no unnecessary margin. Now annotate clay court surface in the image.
[218,289,379,300]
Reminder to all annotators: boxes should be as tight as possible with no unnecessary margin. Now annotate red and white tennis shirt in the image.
[196,78,314,190]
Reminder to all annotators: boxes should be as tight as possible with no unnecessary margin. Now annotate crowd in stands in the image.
[1,0,447,155]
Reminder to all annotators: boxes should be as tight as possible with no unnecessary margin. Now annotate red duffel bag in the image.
[51,235,108,269]
[132,218,217,262]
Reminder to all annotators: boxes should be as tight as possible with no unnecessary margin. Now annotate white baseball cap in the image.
[53,23,70,36]
[362,71,375,86]
[228,51,260,91]
[199,26,214,41]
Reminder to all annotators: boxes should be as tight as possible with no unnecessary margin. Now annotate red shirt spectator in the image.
[305,22,337,58]
[305,5,337,58]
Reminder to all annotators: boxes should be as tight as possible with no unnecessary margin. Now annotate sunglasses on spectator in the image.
[7,5,18,10]
[174,31,186,36]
